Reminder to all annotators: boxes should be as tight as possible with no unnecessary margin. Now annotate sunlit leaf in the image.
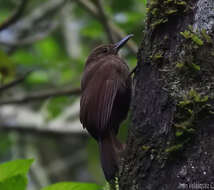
[0,159,34,190]
[0,159,34,181]
[0,175,27,190]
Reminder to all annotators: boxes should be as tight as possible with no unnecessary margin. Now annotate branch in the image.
[0,124,87,136]
[93,0,115,43]
[0,0,28,31]
[0,99,84,136]
[0,71,32,93]
[76,0,138,54]
[0,0,67,47]
[0,87,81,105]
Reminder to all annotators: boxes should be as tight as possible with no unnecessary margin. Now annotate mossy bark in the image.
[119,0,214,189]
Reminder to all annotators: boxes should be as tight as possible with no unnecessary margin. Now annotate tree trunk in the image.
[119,0,214,189]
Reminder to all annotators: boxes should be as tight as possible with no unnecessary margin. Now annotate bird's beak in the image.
[114,34,134,52]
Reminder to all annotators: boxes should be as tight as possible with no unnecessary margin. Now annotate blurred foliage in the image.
[41,182,101,190]
[0,50,15,83]
[0,0,147,186]
[0,159,34,190]
[0,134,12,158]
[0,159,101,190]
[45,97,70,119]
[86,138,103,184]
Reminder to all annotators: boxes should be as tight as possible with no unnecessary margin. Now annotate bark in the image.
[119,0,214,189]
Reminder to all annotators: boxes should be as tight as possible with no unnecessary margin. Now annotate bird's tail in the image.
[98,133,123,181]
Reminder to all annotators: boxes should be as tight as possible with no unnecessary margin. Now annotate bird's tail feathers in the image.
[99,134,121,181]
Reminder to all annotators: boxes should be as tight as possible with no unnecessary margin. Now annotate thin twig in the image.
[0,70,32,93]
[0,0,68,47]
[76,0,138,54]
[0,0,28,31]
[93,0,115,43]
[0,87,81,105]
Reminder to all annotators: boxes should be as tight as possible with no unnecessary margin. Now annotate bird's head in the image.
[86,34,133,64]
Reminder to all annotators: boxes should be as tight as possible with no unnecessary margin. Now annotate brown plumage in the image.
[80,35,133,181]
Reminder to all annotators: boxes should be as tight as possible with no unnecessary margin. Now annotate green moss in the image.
[147,0,190,31]
[201,29,212,43]
[176,1,187,6]
[164,0,173,4]
[186,88,208,103]
[151,8,158,15]
[114,177,119,190]
[165,144,183,153]
[175,124,196,135]
[175,62,184,68]
[174,119,193,129]
[175,131,183,137]
[176,61,200,73]
[175,89,210,129]
[180,30,191,39]
[150,0,159,6]
[191,35,204,46]
[180,30,204,46]
[165,9,178,15]
[151,148,157,153]
[178,28,213,77]
[168,88,212,159]
[176,28,213,78]
[190,63,200,71]
[178,99,190,106]
[154,51,164,60]
[151,18,168,29]
[142,145,150,151]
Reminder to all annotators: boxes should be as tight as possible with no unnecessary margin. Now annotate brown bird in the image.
[80,34,133,181]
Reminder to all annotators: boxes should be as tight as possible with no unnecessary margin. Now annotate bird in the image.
[80,34,133,181]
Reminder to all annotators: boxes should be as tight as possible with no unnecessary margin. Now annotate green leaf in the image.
[0,159,34,181]
[0,175,27,190]
[41,182,101,190]
[0,159,34,190]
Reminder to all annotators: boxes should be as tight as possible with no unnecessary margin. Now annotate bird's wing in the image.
[80,63,121,136]
[97,79,119,131]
